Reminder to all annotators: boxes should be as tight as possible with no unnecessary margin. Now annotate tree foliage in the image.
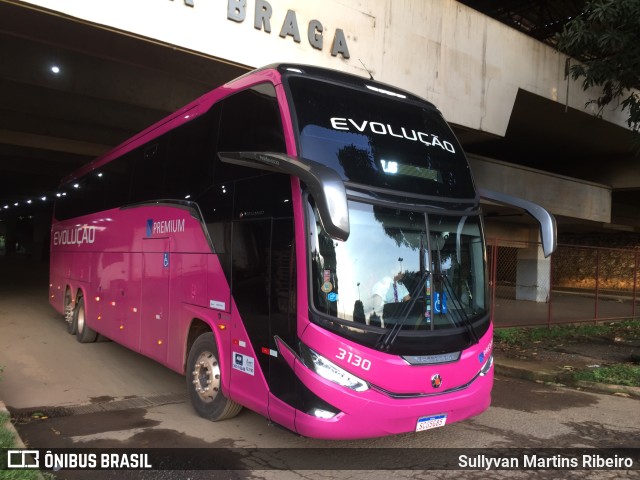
[555,0,640,134]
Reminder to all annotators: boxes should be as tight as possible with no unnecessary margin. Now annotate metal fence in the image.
[488,239,640,328]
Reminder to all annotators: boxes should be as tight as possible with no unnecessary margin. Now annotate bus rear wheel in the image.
[187,332,242,421]
[64,288,76,334]
[74,295,97,343]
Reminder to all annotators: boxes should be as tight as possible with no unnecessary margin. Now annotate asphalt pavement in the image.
[1,255,638,463]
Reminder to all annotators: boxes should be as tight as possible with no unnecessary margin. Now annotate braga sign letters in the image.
[171,0,351,59]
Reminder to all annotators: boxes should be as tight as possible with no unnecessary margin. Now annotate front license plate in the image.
[416,414,447,432]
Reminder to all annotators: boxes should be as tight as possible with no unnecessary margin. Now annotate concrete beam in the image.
[468,154,611,223]
[18,0,633,137]
[596,158,640,191]
[0,129,110,157]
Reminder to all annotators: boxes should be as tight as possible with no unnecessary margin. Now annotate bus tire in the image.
[187,332,242,421]
[64,288,77,335]
[74,295,97,343]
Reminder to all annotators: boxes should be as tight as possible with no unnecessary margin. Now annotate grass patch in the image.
[494,319,640,347]
[1,406,55,479]
[0,410,15,448]
[573,364,640,387]
[1,411,36,479]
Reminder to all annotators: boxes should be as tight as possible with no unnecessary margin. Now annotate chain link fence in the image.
[489,239,640,327]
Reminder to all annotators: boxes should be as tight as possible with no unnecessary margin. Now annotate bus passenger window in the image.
[217,84,286,154]
[130,142,167,203]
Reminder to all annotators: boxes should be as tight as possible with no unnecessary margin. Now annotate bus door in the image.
[227,173,296,416]
[140,237,170,362]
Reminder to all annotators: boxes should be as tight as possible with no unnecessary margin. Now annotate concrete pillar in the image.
[0,221,5,255]
[516,244,550,302]
[31,213,51,262]
[2,217,17,256]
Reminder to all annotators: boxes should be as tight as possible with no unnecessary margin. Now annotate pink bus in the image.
[49,64,556,439]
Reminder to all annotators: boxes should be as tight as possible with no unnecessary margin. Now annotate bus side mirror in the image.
[218,152,350,241]
[478,188,557,257]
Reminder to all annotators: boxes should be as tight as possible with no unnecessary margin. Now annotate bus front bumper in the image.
[293,361,493,440]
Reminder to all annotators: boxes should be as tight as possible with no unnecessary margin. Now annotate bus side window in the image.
[102,153,134,210]
[54,156,127,220]
[217,83,286,156]
[130,141,167,203]
[200,181,234,277]
[164,105,219,202]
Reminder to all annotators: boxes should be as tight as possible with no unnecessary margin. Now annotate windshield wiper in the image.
[434,272,479,345]
[375,270,430,352]
[431,227,479,345]
[376,232,429,351]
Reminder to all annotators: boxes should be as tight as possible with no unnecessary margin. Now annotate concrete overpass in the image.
[0,0,637,259]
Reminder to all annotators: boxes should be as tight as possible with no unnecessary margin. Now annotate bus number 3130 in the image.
[336,348,372,371]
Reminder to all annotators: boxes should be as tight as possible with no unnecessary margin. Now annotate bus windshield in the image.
[309,200,486,340]
[286,75,476,199]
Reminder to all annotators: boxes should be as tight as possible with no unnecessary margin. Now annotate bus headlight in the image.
[300,344,369,392]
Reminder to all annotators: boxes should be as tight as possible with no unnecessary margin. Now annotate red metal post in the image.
[547,247,553,328]
[490,242,497,325]
[594,249,600,323]
[633,250,638,319]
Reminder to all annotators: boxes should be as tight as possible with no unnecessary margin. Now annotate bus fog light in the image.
[300,344,369,392]
[310,408,337,419]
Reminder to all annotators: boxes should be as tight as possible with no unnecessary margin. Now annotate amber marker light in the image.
[218,324,226,330]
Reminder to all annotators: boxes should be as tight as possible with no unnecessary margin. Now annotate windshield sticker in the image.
[329,117,456,153]
[327,292,338,302]
[232,352,255,376]
[434,292,448,314]
[321,281,333,293]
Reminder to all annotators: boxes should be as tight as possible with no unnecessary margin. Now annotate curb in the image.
[0,399,26,448]
[573,380,640,398]
[1,399,45,479]
[494,360,640,398]
[494,360,560,384]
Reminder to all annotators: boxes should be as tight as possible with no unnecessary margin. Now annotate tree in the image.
[555,0,640,137]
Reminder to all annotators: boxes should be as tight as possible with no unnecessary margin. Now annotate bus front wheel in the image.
[187,332,242,421]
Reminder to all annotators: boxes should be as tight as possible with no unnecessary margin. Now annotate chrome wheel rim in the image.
[191,350,220,403]
[64,292,74,325]
[76,300,85,333]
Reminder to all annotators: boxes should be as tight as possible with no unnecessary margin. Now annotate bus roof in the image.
[60,63,437,186]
